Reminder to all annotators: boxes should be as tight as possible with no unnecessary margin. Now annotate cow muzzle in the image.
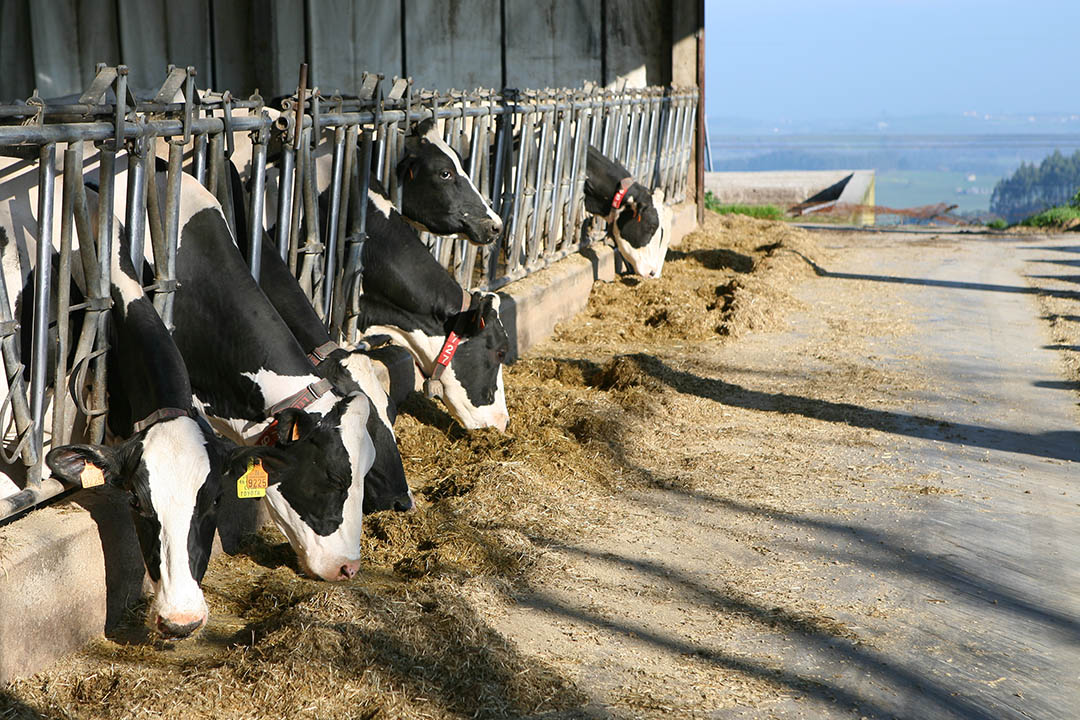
[155,611,207,639]
[463,216,502,246]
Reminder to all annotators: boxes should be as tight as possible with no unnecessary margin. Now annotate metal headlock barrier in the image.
[0,63,698,522]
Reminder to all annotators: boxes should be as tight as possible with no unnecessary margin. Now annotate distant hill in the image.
[990,150,1080,223]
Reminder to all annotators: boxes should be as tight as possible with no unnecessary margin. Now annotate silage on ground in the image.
[3,211,823,720]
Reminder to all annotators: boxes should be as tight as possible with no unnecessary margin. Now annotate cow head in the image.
[611,186,671,279]
[47,415,230,639]
[231,394,374,581]
[430,291,510,431]
[396,119,503,246]
[317,348,415,514]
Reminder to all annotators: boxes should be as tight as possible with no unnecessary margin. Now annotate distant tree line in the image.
[991,150,1080,223]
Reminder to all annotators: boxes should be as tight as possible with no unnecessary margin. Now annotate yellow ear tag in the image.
[291,424,301,441]
[237,458,269,499]
[80,462,105,488]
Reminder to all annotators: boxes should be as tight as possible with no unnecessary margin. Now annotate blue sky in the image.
[705,0,1080,129]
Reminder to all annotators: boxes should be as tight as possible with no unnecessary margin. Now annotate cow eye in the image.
[440,169,452,180]
[496,349,506,361]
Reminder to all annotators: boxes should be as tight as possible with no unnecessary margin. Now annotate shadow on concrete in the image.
[526,393,1076,719]
[612,352,1080,463]
[1042,314,1080,323]
[1031,257,1080,267]
[1028,274,1080,285]
[678,491,1080,643]
[1019,245,1080,254]
[788,248,1080,300]
[1033,379,1080,390]
[1043,344,1080,352]
[71,487,145,632]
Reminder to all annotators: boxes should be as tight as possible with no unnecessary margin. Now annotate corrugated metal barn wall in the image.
[0,0,675,102]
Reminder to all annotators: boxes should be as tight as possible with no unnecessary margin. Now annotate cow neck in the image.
[360,188,469,338]
[416,290,472,399]
[585,145,634,213]
[171,204,325,422]
[110,290,197,436]
[252,234,338,360]
[605,176,635,223]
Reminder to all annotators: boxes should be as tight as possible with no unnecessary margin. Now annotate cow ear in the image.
[411,118,436,142]
[273,408,318,445]
[396,152,418,182]
[467,293,495,335]
[47,444,124,488]
[226,445,291,487]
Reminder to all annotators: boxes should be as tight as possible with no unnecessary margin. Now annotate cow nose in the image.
[155,613,205,639]
[338,560,361,580]
[493,412,509,433]
[484,217,503,240]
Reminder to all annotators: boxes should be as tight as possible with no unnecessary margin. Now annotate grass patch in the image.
[987,218,1008,230]
[705,191,785,220]
[1019,205,1080,228]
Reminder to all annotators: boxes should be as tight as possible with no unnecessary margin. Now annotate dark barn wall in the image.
[0,0,693,101]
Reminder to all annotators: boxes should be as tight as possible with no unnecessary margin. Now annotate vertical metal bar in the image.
[125,138,148,272]
[546,103,569,255]
[52,146,78,448]
[193,132,208,186]
[247,122,269,283]
[567,100,589,245]
[330,124,358,335]
[159,141,183,329]
[207,132,223,196]
[288,126,308,275]
[343,127,372,342]
[527,107,552,267]
[322,125,346,321]
[89,144,115,444]
[298,136,322,306]
[275,144,296,262]
[28,144,56,483]
[506,111,533,279]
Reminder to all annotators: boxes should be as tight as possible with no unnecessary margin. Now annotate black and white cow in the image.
[0,155,236,638]
[232,121,511,431]
[245,231,415,514]
[584,145,671,279]
[98,158,403,582]
[395,118,503,246]
[354,180,510,431]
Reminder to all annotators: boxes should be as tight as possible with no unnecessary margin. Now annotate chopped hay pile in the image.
[3,212,823,720]
[567,213,820,350]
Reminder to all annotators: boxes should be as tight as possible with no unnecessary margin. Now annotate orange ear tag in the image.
[237,458,269,499]
[80,462,105,488]
[291,424,301,441]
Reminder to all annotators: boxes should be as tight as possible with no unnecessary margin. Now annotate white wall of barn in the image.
[0,0,693,101]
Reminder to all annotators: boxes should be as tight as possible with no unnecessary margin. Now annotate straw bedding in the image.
[2,212,828,719]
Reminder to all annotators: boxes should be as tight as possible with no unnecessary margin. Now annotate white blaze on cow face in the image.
[261,395,373,581]
[140,417,215,635]
[439,360,509,432]
[611,189,672,280]
[420,124,503,230]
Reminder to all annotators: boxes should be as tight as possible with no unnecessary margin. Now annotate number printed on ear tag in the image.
[80,463,105,488]
[237,458,269,499]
